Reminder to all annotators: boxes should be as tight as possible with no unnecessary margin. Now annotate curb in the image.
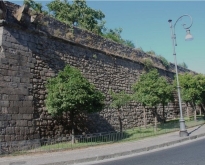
[41,133,205,165]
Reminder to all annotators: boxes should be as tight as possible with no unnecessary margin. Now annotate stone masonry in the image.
[0,2,197,153]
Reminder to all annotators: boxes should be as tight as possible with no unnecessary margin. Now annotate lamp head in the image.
[185,29,193,41]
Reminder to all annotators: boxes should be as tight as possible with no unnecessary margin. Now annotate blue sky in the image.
[10,1,205,74]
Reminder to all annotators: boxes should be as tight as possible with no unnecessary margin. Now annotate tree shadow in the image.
[3,4,119,148]
[188,124,204,136]
[76,131,131,144]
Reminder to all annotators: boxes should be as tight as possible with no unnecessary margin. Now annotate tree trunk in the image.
[154,107,157,133]
[70,111,75,144]
[118,108,122,132]
[194,110,197,121]
[194,102,197,121]
[199,108,202,116]
[190,102,197,121]
[186,103,189,119]
[201,103,205,119]
[162,103,165,123]
[143,106,147,128]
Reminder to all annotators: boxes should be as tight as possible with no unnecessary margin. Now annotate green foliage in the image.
[92,54,97,59]
[132,69,174,108]
[45,65,105,116]
[123,40,135,48]
[136,47,144,53]
[142,58,154,70]
[110,90,131,109]
[27,0,134,47]
[157,55,170,69]
[109,90,131,132]
[176,73,205,107]
[24,0,47,14]
[47,0,105,34]
[103,28,135,48]
[146,50,156,56]
[178,62,188,69]
[195,74,205,107]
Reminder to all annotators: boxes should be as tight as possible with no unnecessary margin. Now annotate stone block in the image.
[3,76,11,82]
[23,114,33,120]
[10,135,16,141]
[24,127,30,135]
[28,121,33,127]
[0,69,8,76]
[12,114,23,120]
[15,135,24,141]
[0,135,5,142]
[2,41,12,48]
[4,135,11,142]
[8,95,19,101]
[2,94,8,100]
[17,120,28,127]
[8,107,19,114]
[12,77,21,83]
[19,107,34,114]
[0,101,9,107]
[24,95,33,101]
[10,101,23,107]
[8,59,19,65]
[2,107,8,114]
[6,127,15,135]
[20,77,30,83]
[19,127,26,135]
[0,58,9,65]
[15,127,20,134]
[22,101,32,107]
[8,82,18,88]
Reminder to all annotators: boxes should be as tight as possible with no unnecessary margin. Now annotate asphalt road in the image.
[89,138,205,165]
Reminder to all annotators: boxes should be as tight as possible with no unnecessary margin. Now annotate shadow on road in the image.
[188,124,204,136]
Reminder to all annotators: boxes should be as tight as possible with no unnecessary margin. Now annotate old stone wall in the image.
[0,2,197,153]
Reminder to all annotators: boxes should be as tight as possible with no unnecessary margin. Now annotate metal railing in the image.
[1,116,204,155]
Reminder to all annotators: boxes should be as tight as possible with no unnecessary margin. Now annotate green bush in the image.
[142,58,154,70]
[157,55,170,69]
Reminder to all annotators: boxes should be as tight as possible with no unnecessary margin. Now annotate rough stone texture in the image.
[0,2,199,152]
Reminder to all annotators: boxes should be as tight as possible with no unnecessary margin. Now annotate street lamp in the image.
[168,15,193,137]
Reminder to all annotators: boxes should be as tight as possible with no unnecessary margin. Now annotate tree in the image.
[110,90,131,132]
[132,69,174,127]
[103,27,135,48]
[178,62,188,69]
[157,55,170,69]
[27,0,134,46]
[146,50,156,56]
[195,74,205,117]
[24,0,48,14]
[45,65,105,143]
[177,73,205,120]
[47,0,105,34]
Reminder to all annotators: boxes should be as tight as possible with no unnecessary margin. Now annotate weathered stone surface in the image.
[0,1,199,154]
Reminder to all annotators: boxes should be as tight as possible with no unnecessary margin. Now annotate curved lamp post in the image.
[168,15,193,137]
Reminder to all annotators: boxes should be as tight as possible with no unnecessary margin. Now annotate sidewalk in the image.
[1,124,205,165]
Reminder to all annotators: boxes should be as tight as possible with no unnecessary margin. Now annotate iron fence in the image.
[0,117,204,155]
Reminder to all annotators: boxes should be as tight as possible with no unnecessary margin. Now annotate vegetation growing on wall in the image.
[178,62,188,69]
[146,50,156,56]
[157,55,170,69]
[145,50,170,69]
[24,0,135,48]
[142,58,154,71]
[24,0,47,14]
[103,28,135,48]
